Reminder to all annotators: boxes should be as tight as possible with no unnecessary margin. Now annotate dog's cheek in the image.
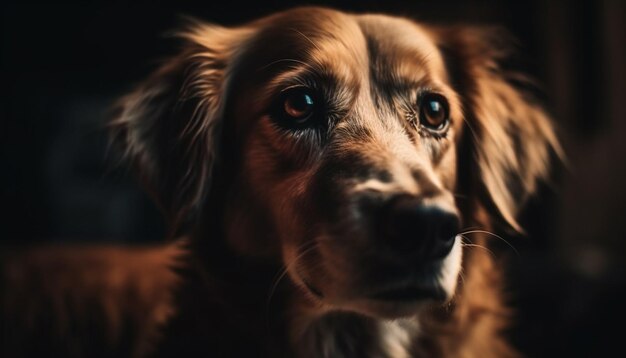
[232,131,315,254]
[223,185,279,258]
[220,129,289,258]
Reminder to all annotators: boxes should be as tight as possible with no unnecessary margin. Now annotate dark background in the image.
[2,0,625,356]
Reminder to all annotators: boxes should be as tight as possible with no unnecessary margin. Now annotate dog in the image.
[1,7,560,357]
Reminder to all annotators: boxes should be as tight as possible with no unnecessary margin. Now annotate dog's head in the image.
[111,8,559,318]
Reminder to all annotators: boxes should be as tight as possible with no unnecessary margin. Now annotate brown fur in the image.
[1,7,560,357]
[1,242,186,357]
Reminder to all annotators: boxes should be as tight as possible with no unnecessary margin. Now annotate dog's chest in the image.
[294,314,419,358]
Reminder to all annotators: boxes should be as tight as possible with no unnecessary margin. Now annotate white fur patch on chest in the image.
[293,312,420,358]
[378,319,419,358]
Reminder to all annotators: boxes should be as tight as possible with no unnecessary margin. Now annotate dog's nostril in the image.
[383,195,460,259]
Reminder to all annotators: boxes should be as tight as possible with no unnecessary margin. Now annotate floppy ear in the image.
[110,23,253,233]
[434,26,562,231]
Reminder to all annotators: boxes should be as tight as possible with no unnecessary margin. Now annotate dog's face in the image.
[112,8,558,319]
[227,12,464,318]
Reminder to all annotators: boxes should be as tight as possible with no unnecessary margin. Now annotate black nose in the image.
[382,195,460,259]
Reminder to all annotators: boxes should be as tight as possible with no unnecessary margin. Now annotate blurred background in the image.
[2,0,625,356]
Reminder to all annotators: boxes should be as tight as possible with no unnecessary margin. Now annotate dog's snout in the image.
[382,195,460,259]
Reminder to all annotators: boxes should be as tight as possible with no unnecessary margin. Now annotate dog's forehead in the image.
[356,14,447,85]
[243,8,367,82]
[243,8,445,86]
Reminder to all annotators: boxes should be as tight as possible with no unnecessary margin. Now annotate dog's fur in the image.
[1,7,560,358]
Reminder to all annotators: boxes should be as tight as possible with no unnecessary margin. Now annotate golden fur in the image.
[1,7,560,357]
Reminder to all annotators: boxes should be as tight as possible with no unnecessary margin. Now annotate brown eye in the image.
[419,93,450,132]
[282,88,315,123]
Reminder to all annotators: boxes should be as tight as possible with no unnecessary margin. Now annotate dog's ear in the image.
[110,23,253,233]
[433,26,562,231]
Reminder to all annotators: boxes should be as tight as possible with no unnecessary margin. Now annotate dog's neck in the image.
[289,306,419,358]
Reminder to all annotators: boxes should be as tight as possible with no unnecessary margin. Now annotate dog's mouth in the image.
[361,258,452,304]
[302,270,447,305]
[294,237,462,317]
[368,283,446,302]
[296,265,458,319]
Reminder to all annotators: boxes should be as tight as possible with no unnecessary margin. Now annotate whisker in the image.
[458,225,481,233]
[459,229,520,257]
[452,193,469,200]
[267,242,318,303]
[461,116,480,145]
[265,240,321,330]
[460,235,497,259]
[290,28,324,54]
[258,58,317,74]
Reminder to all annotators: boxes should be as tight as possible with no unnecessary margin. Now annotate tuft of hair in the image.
[108,22,254,235]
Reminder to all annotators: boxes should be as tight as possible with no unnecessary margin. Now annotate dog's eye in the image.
[281,88,316,124]
[419,93,450,133]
